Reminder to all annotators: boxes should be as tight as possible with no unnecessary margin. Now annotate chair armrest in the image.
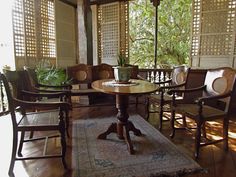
[37,83,72,89]
[14,98,71,110]
[168,85,206,95]
[34,86,71,93]
[21,90,69,98]
[160,82,186,91]
[154,79,172,85]
[196,91,232,105]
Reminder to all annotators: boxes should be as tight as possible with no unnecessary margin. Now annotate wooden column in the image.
[77,0,93,65]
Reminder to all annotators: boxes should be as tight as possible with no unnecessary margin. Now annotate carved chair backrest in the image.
[5,70,36,102]
[0,72,18,127]
[67,64,93,85]
[203,67,236,112]
[4,70,24,100]
[171,65,190,86]
[24,66,38,86]
[22,69,37,92]
[92,63,114,80]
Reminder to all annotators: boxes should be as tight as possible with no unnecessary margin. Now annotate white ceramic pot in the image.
[113,66,132,83]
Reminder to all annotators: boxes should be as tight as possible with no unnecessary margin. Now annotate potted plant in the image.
[113,54,132,83]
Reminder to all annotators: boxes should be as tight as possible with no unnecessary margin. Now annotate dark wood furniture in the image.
[92,63,114,80]
[5,70,71,138]
[67,63,139,106]
[146,65,190,131]
[67,64,101,105]
[24,66,72,93]
[92,79,158,154]
[0,72,70,177]
[168,67,236,158]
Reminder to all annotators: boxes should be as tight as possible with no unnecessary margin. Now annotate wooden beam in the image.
[90,0,127,5]
[59,0,77,8]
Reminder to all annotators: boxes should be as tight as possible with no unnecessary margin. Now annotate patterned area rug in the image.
[72,114,203,177]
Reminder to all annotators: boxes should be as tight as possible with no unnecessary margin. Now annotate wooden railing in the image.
[0,80,8,115]
[138,68,172,83]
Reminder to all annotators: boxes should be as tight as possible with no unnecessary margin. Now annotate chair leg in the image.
[182,114,187,127]
[194,122,202,159]
[60,129,67,169]
[59,112,67,169]
[8,131,18,177]
[65,110,70,138]
[29,131,34,139]
[223,118,229,151]
[18,131,25,157]
[135,96,139,108]
[159,101,164,131]
[145,97,150,120]
[170,109,176,138]
[202,122,207,139]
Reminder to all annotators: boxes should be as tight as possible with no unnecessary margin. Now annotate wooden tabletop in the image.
[92,79,159,95]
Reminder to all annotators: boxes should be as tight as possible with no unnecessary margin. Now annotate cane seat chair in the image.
[168,67,236,158]
[23,67,72,107]
[146,65,190,131]
[0,72,70,177]
[24,66,72,93]
[5,70,71,138]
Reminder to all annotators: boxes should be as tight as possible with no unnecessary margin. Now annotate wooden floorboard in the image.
[1,102,236,177]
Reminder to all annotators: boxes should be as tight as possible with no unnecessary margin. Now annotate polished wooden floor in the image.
[1,100,236,177]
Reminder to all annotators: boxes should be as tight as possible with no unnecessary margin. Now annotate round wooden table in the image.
[92,79,159,154]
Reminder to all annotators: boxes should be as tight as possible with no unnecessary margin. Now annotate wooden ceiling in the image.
[62,0,128,6]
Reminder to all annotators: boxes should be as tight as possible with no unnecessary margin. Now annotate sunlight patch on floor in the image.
[207,134,222,140]
[228,131,236,139]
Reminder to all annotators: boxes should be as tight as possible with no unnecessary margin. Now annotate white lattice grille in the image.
[97,1,129,64]
[191,0,201,56]
[24,0,37,57]
[200,34,232,55]
[191,0,236,59]
[13,0,25,57]
[38,0,56,58]
[98,3,119,63]
[12,0,56,68]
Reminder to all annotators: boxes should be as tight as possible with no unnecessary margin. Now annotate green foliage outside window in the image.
[129,0,192,68]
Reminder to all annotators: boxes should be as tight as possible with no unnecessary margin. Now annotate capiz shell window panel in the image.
[191,0,236,68]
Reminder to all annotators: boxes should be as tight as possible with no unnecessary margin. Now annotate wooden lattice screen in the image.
[97,1,129,65]
[191,0,236,68]
[12,0,56,69]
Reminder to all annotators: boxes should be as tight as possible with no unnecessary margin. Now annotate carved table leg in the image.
[124,125,134,154]
[116,95,142,154]
[97,94,142,154]
[97,123,117,139]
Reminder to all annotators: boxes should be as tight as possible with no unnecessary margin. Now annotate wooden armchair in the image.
[24,66,72,92]
[146,65,190,131]
[168,67,236,158]
[0,72,70,177]
[5,70,71,137]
